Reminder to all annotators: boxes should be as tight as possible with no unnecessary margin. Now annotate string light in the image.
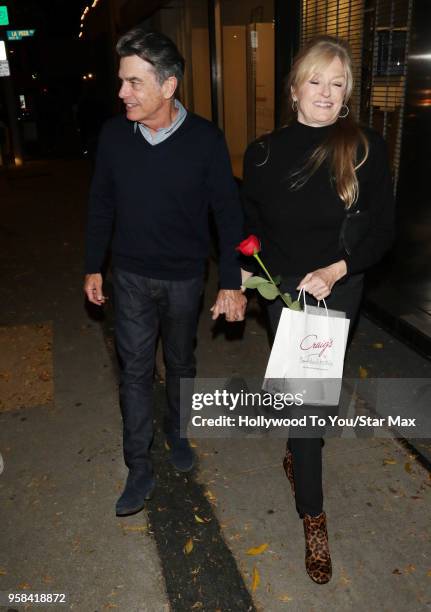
[79,1,101,40]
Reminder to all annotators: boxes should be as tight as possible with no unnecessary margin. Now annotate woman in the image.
[241,35,394,584]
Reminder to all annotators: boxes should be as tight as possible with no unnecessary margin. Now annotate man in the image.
[84,28,246,516]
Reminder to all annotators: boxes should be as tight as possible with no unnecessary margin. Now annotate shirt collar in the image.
[134,99,187,137]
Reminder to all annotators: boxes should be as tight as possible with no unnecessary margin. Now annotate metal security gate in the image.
[300,0,413,194]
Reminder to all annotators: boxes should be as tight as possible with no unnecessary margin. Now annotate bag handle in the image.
[317,299,329,316]
[297,287,307,313]
[297,288,328,317]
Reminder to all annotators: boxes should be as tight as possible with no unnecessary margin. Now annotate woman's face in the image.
[292,56,347,127]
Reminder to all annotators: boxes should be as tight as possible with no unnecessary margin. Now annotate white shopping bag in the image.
[262,294,350,405]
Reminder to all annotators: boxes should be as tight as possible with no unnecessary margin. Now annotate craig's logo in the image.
[300,334,333,357]
[299,334,334,368]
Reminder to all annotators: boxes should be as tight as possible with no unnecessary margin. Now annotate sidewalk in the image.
[0,160,430,611]
[0,161,168,611]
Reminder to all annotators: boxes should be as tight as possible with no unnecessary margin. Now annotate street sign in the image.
[0,60,10,77]
[0,6,9,26]
[7,30,36,41]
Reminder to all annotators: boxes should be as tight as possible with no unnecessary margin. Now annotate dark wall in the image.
[396,0,431,276]
[365,0,431,324]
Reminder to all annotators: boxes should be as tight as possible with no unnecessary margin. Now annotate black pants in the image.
[113,268,203,475]
[267,273,364,516]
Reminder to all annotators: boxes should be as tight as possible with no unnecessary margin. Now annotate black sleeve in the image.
[240,140,267,273]
[344,133,395,275]
[84,124,115,274]
[206,132,243,289]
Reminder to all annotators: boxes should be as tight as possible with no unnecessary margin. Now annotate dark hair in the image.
[116,28,185,85]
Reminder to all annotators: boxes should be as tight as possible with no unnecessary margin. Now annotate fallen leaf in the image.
[194,514,211,524]
[0,568,7,576]
[359,366,368,379]
[392,568,402,575]
[247,543,269,556]
[278,594,292,602]
[405,564,416,574]
[184,537,194,554]
[372,343,384,349]
[18,583,31,589]
[427,569,431,577]
[42,575,54,584]
[191,603,203,609]
[383,459,397,465]
[251,566,260,591]
[339,573,351,585]
[204,489,217,503]
[121,525,147,533]
[404,462,412,474]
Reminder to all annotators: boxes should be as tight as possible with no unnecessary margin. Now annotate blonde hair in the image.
[286,35,368,208]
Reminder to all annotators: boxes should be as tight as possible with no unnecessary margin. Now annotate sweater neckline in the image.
[131,112,193,150]
[291,118,333,137]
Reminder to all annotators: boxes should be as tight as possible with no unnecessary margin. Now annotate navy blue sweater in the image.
[85,112,243,288]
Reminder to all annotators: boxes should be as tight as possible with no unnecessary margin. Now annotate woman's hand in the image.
[297,260,347,301]
[240,268,254,292]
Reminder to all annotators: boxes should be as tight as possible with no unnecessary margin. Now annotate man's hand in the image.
[84,273,107,306]
[297,260,347,301]
[210,289,247,322]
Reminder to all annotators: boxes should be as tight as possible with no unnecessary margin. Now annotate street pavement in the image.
[0,160,430,612]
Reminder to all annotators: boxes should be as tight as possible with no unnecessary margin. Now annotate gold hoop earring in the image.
[292,99,298,112]
[339,104,349,119]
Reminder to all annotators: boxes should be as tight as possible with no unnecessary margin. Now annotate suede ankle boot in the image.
[303,511,332,584]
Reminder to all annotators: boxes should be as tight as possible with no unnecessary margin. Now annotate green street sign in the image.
[7,30,36,41]
[0,6,9,26]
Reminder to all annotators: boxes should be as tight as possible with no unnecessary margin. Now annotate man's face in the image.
[118,55,168,124]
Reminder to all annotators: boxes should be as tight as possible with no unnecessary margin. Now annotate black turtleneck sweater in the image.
[241,120,395,277]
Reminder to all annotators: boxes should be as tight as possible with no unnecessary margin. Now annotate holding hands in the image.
[210,289,247,322]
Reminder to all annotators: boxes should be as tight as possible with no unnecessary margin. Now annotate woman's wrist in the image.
[332,260,347,282]
[240,268,254,293]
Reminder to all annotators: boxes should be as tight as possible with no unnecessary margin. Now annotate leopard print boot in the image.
[303,511,332,584]
[282,444,295,497]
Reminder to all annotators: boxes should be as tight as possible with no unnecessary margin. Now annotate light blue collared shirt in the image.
[134,99,187,145]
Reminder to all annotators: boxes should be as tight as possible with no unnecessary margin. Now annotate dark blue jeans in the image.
[267,273,364,516]
[113,268,203,475]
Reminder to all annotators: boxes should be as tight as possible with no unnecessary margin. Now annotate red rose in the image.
[236,235,260,256]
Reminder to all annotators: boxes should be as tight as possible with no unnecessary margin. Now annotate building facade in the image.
[81,0,430,348]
